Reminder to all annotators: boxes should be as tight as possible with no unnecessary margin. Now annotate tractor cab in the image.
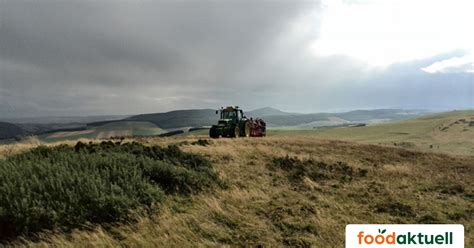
[218,106,244,124]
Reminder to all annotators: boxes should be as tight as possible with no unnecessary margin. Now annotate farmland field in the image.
[0,111,472,247]
[269,110,474,156]
[39,121,166,142]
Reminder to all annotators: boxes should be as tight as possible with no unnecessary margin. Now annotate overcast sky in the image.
[0,0,473,118]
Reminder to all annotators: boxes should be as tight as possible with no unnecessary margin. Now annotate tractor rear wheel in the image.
[209,127,220,138]
[244,121,251,137]
[233,127,240,138]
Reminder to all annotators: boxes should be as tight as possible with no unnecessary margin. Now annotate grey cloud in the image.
[1,1,323,117]
[0,1,472,118]
[1,1,314,85]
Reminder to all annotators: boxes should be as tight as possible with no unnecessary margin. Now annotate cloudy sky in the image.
[0,0,473,118]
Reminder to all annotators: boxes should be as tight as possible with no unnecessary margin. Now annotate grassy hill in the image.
[270,110,474,156]
[0,115,127,141]
[0,110,472,246]
[1,115,128,124]
[246,107,294,117]
[39,121,165,142]
[0,135,472,247]
[125,109,216,129]
[263,109,425,127]
[124,108,427,129]
[0,108,429,142]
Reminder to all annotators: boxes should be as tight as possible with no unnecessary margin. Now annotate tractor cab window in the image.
[222,111,237,120]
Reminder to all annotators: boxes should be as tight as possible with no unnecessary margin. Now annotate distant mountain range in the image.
[125,107,296,129]
[246,107,295,117]
[125,107,428,128]
[125,109,217,129]
[262,109,428,127]
[0,107,431,140]
[0,115,129,141]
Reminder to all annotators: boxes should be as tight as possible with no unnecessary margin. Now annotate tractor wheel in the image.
[233,127,240,138]
[244,122,251,137]
[209,127,219,138]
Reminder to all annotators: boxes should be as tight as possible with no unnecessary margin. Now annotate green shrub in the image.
[0,141,218,240]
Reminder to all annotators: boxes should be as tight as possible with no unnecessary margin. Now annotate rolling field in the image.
[269,110,474,156]
[0,111,472,247]
[39,121,166,142]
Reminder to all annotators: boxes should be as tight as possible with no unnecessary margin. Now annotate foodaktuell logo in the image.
[346,224,464,247]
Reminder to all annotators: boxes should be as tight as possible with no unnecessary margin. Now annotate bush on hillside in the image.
[0,141,218,240]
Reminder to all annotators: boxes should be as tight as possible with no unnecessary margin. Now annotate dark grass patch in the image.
[417,213,440,224]
[393,142,415,148]
[431,183,465,195]
[447,209,472,221]
[374,202,415,217]
[0,141,219,241]
[283,236,313,248]
[271,155,367,184]
[423,183,473,201]
[212,212,240,229]
[190,139,211,146]
[178,139,212,147]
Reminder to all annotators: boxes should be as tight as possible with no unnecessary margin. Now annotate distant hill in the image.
[0,122,25,140]
[1,115,128,124]
[271,110,474,156]
[39,121,166,142]
[246,107,293,117]
[0,108,430,140]
[334,109,424,122]
[124,108,427,128]
[254,109,426,127]
[125,109,217,129]
[123,107,295,129]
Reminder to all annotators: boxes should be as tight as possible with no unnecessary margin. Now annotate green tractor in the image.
[209,106,252,138]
